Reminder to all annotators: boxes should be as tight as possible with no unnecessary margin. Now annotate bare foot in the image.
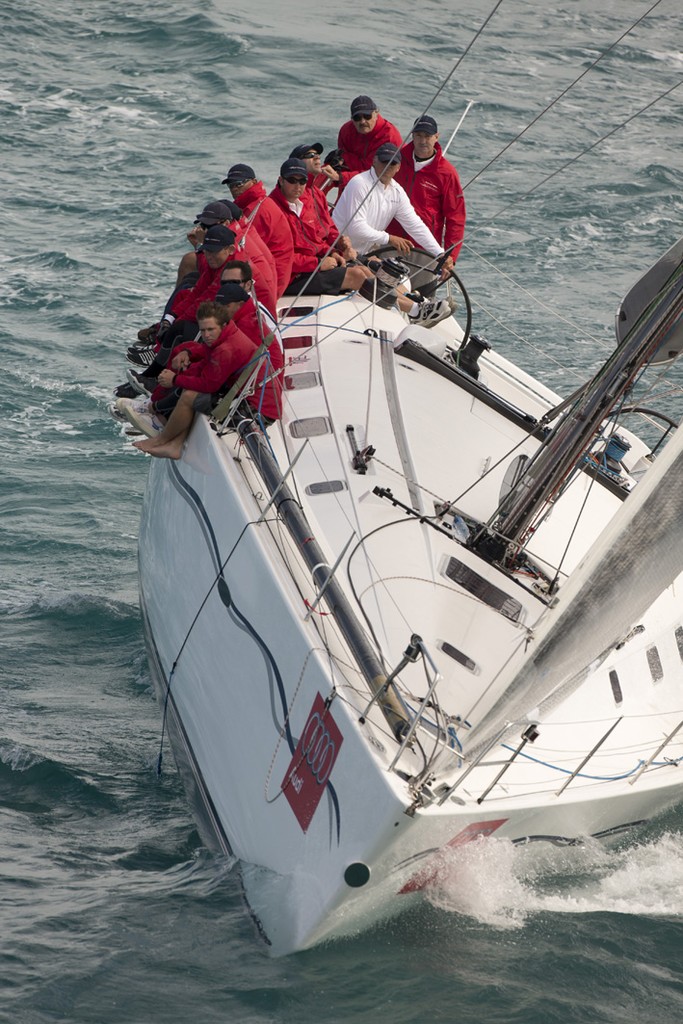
[148,439,185,460]
[132,436,163,452]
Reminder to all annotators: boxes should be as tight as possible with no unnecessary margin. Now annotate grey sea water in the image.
[2,1,683,1021]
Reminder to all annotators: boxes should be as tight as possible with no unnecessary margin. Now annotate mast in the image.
[492,236,683,552]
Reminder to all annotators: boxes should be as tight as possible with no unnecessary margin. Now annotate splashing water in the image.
[425,832,683,929]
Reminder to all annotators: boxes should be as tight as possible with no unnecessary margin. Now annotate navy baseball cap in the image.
[221,199,243,221]
[351,95,376,116]
[222,163,256,186]
[216,281,250,304]
[375,143,401,165]
[200,225,236,251]
[280,158,308,179]
[194,201,234,226]
[413,114,438,134]
[289,142,323,160]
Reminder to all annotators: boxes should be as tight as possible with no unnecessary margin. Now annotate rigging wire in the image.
[461,242,613,350]
[462,0,667,192]
[471,76,683,233]
[276,0,507,325]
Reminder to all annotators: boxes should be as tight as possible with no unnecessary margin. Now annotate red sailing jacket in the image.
[230,220,278,315]
[151,323,256,400]
[170,253,233,322]
[233,298,283,421]
[268,185,339,279]
[232,181,294,298]
[336,114,403,190]
[388,142,466,259]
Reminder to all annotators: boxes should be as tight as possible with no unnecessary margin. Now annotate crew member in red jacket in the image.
[184,200,278,315]
[131,296,275,459]
[388,115,466,261]
[129,225,237,389]
[219,266,283,421]
[269,158,373,296]
[288,141,353,253]
[288,141,340,200]
[222,162,294,297]
[333,95,402,192]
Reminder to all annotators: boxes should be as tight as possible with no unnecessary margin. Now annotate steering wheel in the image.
[366,246,472,348]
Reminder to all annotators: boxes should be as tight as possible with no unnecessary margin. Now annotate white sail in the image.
[461,421,683,755]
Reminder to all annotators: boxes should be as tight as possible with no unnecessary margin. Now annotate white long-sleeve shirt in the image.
[332,167,444,257]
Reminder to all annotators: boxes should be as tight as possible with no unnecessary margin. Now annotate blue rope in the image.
[280,292,358,330]
[500,742,683,781]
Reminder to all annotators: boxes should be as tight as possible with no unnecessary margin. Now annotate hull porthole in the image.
[344,862,370,888]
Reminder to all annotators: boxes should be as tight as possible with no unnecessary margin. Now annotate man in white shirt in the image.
[332,143,454,326]
[332,144,453,262]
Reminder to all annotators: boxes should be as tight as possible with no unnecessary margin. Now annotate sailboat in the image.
[134,233,683,955]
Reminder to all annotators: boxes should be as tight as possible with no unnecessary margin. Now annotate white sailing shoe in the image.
[409,298,453,329]
[115,397,164,438]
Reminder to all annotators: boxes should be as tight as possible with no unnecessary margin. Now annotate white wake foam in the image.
[425,830,683,928]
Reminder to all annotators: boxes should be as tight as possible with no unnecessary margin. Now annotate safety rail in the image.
[628,717,683,786]
[436,713,683,807]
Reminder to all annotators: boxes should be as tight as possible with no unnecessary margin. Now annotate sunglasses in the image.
[352,112,374,122]
[301,151,320,159]
[284,176,307,185]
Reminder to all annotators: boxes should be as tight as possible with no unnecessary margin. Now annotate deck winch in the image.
[359,256,411,308]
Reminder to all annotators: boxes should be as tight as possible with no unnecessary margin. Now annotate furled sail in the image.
[616,235,683,363]
[460,238,683,757]
[494,235,683,548]
[460,420,683,756]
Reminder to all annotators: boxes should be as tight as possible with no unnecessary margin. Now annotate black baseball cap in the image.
[351,95,376,116]
[280,158,308,179]
[222,163,256,186]
[375,143,401,165]
[216,281,250,304]
[289,142,323,160]
[412,114,438,134]
[200,225,236,252]
[194,200,234,226]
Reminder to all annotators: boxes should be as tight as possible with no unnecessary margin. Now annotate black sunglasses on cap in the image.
[352,112,374,122]
[284,175,307,185]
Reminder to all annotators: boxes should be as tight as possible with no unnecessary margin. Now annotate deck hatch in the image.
[646,645,664,682]
[282,306,315,317]
[283,335,315,350]
[289,417,332,438]
[439,640,477,672]
[608,669,623,705]
[285,372,320,390]
[443,557,523,622]
[305,481,347,495]
[675,625,683,661]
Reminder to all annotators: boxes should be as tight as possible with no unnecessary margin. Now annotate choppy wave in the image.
[2,1,683,1021]
[425,828,683,928]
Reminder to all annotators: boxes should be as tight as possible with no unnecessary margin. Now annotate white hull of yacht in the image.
[138,285,683,952]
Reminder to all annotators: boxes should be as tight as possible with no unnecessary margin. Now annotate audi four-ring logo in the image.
[301,711,336,785]
[282,692,344,833]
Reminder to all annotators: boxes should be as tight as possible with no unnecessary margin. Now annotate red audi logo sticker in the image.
[282,693,343,832]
